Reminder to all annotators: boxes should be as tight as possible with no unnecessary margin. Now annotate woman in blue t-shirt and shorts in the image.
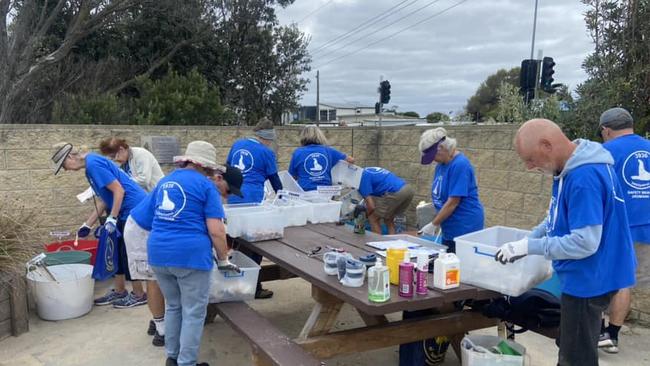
[50,142,148,307]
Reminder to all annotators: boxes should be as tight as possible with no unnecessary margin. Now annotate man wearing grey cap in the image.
[598,107,650,354]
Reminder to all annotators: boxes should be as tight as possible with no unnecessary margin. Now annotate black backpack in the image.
[479,288,561,337]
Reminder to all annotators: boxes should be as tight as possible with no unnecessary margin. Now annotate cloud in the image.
[276,0,594,116]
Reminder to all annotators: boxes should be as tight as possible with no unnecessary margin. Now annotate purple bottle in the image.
[415,252,429,295]
[398,252,415,298]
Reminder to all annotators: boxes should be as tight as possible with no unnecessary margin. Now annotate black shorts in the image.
[115,219,133,281]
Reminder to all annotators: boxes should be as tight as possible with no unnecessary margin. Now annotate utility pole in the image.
[316,70,320,126]
[378,75,383,127]
[530,0,539,60]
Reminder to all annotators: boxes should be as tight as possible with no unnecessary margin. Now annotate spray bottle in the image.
[415,252,429,295]
[398,251,414,298]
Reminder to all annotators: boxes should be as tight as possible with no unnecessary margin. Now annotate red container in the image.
[45,240,99,266]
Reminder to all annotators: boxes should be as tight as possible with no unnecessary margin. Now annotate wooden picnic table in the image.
[222,223,501,365]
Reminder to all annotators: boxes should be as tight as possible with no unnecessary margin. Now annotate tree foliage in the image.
[425,112,450,123]
[465,67,520,122]
[1,0,311,125]
[569,0,650,139]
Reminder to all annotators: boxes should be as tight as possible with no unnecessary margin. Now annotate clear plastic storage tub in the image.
[331,160,364,189]
[302,196,342,224]
[209,251,261,303]
[272,193,312,227]
[224,204,285,242]
[455,226,552,296]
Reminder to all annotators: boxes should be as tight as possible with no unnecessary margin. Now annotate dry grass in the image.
[0,206,41,280]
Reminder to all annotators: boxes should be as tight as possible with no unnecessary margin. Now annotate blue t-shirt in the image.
[358,167,405,198]
[547,163,636,297]
[603,134,650,244]
[289,144,347,191]
[226,138,278,204]
[431,153,484,241]
[147,169,225,271]
[129,193,154,231]
[85,153,146,221]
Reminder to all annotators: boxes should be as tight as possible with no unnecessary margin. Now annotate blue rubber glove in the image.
[93,226,102,238]
[104,216,118,234]
[77,223,92,238]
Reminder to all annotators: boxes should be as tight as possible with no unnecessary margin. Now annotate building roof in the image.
[319,102,375,109]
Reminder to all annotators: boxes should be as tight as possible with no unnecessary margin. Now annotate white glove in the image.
[495,238,529,264]
[104,216,118,234]
[217,259,241,273]
[418,223,440,236]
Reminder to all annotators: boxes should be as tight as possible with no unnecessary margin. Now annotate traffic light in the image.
[379,80,391,104]
[541,57,556,93]
[519,59,538,102]
[375,102,380,114]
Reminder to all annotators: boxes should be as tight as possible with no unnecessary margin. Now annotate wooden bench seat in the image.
[213,302,323,366]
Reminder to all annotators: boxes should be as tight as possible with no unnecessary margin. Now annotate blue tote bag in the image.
[92,227,120,280]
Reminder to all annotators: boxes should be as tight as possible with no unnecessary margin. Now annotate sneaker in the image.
[165,359,209,366]
[147,320,156,336]
[255,288,274,299]
[598,332,619,354]
[112,292,148,308]
[94,289,128,306]
[152,330,165,347]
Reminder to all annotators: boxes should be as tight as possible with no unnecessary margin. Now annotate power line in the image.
[296,0,335,24]
[310,0,416,54]
[313,0,443,58]
[314,0,469,69]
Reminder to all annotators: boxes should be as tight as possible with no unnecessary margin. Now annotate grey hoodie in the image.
[528,139,617,260]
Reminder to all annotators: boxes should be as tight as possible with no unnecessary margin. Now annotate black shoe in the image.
[153,330,165,347]
[255,288,274,299]
[147,320,156,336]
[165,358,177,366]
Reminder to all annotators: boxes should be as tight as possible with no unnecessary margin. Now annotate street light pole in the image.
[316,70,320,126]
[530,0,539,60]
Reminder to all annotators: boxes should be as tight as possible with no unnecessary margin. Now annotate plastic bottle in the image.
[387,248,406,285]
[433,253,461,290]
[354,211,367,234]
[415,252,429,295]
[368,258,390,303]
[394,214,406,233]
[398,251,415,298]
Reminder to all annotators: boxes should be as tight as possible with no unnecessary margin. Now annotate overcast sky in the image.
[275,0,594,116]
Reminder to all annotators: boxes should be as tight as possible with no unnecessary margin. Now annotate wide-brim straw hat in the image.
[173,141,218,170]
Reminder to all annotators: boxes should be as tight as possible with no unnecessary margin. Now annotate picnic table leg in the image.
[450,333,465,364]
[356,309,388,326]
[298,285,344,340]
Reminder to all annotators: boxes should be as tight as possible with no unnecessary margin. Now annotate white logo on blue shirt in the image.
[304,152,328,177]
[366,167,388,174]
[622,150,650,190]
[431,176,443,206]
[155,181,186,220]
[233,149,254,173]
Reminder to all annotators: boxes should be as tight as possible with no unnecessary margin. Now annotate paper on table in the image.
[366,239,420,251]
[76,187,95,203]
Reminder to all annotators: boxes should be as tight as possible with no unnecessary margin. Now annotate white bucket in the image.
[26,264,95,321]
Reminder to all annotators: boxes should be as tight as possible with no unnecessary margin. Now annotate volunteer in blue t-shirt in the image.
[418,128,484,253]
[357,167,414,235]
[597,107,650,353]
[495,119,636,366]
[226,118,282,204]
[145,141,240,366]
[50,142,148,308]
[289,125,354,191]
[226,118,282,299]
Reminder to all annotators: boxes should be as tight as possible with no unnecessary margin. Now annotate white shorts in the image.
[123,216,155,281]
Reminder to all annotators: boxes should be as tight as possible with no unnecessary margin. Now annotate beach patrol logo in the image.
[622,150,650,191]
[155,181,187,220]
[304,152,328,177]
[232,149,254,173]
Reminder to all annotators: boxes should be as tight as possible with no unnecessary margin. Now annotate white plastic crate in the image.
[209,251,260,303]
[455,226,552,296]
[331,160,364,189]
[461,335,526,366]
[224,204,285,242]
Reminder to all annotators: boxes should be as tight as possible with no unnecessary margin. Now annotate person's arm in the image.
[364,196,376,216]
[345,156,355,164]
[528,225,602,260]
[85,199,107,226]
[432,197,461,226]
[206,218,229,261]
[529,220,547,239]
[268,172,283,192]
[131,154,153,190]
[105,180,125,218]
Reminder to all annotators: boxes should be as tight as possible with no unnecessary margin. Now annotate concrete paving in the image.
[1,277,649,366]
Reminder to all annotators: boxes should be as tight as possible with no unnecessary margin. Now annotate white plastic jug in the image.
[433,253,460,290]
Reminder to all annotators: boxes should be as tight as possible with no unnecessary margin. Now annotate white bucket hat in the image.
[173,141,218,170]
